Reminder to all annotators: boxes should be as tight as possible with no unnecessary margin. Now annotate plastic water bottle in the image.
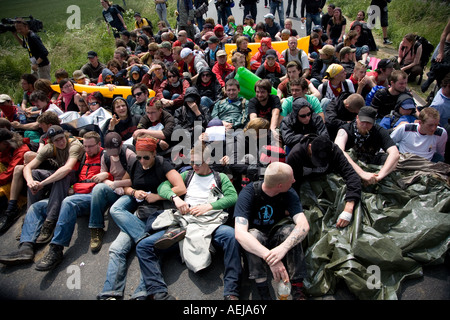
[301,20,305,30]
[277,280,291,300]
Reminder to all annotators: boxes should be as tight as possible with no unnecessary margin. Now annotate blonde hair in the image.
[263,162,293,188]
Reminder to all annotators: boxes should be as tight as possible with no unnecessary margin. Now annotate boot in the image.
[35,244,63,271]
[36,220,57,244]
[90,228,105,253]
[0,242,34,266]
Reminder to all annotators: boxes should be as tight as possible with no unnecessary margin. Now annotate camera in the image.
[0,16,43,34]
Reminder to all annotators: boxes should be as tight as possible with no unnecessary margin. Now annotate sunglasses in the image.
[88,102,99,106]
[298,111,312,118]
[136,155,152,161]
[134,91,144,97]
[168,74,178,78]
[190,161,203,167]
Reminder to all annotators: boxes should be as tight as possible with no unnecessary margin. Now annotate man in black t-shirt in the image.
[334,106,399,186]
[234,162,310,300]
[371,70,409,119]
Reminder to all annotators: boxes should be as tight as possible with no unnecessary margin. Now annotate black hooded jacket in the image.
[280,97,329,149]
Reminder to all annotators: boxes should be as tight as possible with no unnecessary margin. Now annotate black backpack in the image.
[183,169,222,191]
[415,36,435,68]
[112,4,125,17]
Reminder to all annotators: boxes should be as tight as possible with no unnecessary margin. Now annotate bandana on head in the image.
[136,137,157,152]
[324,64,344,79]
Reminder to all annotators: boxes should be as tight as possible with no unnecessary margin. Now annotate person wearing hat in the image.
[100,0,127,38]
[0,128,30,233]
[72,70,90,85]
[0,132,105,271]
[390,107,447,163]
[255,50,286,88]
[338,46,356,77]
[0,94,19,123]
[133,12,151,33]
[97,136,185,299]
[81,51,106,84]
[379,93,418,132]
[158,41,174,65]
[287,134,361,228]
[371,69,409,119]
[234,162,310,300]
[204,35,223,69]
[317,63,355,112]
[212,50,235,87]
[335,106,400,186]
[310,44,339,88]
[3,125,84,246]
[250,37,285,71]
[180,47,209,82]
[173,86,211,139]
[367,58,394,87]
[264,13,282,41]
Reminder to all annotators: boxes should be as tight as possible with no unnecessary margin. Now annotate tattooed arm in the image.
[264,213,310,267]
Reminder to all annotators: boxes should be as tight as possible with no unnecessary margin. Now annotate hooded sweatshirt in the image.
[250,37,285,71]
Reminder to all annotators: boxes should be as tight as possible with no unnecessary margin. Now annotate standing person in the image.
[11,18,50,80]
[177,0,196,41]
[242,0,258,22]
[269,0,285,28]
[156,0,171,29]
[100,0,127,38]
[321,3,335,31]
[301,0,326,36]
[368,0,392,45]
[234,162,310,300]
[286,0,299,19]
[215,0,233,27]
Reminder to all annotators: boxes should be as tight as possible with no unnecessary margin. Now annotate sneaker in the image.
[36,220,56,244]
[256,284,272,300]
[154,227,186,250]
[224,295,239,300]
[151,292,176,300]
[90,228,105,253]
[383,38,393,45]
[0,207,21,233]
[0,242,34,266]
[35,244,63,271]
[291,282,307,300]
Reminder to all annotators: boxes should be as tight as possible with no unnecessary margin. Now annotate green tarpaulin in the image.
[299,160,450,300]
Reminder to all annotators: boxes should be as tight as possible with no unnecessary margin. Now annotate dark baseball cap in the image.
[358,106,377,124]
[377,58,394,69]
[87,51,98,58]
[310,135,333,167]
[104,132,122,149]
[47,125,66,142]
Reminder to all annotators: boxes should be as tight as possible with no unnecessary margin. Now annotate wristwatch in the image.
[170,194,178,203]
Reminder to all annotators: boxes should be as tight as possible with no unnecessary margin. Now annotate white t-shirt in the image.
[390,123,447,160]
[184,173,215,206]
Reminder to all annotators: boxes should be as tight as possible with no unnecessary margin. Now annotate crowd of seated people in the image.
[0,1,448,301]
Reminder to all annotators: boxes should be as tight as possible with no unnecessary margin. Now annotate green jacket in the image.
[211,97,249,130]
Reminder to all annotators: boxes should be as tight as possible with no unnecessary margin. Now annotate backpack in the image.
[103,144,136,173]
[415,36,435,68]
[321,80,350,100]
[283,49,305,70]
[183,169,222,191]
[112,4,125,17]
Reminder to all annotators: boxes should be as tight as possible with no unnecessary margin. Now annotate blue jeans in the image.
[270,0,284,27]
[98,231,147,299]
[90,183,121,229]
[163,90,180,101]
[98,195,148,299]
[136,224,242,297]
[20,199,50,244]
[200,96,214,110]
[51,193,92,247]
[306,12,321,36]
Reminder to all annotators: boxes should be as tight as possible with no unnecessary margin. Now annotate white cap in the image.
[180,48,193,59]
[0,94,12,104]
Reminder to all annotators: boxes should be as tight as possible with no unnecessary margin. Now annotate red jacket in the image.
[250,37,285,71]
[212,62,235,87]
[155,79,190,108]
[72,148,103,194]
[0,141,30,186]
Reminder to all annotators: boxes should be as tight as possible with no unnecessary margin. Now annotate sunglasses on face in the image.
[298,111,312,118]
[88,102,99,106]
[134,91,144,97]
[136,155,152,161]
[168,74,178,78]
